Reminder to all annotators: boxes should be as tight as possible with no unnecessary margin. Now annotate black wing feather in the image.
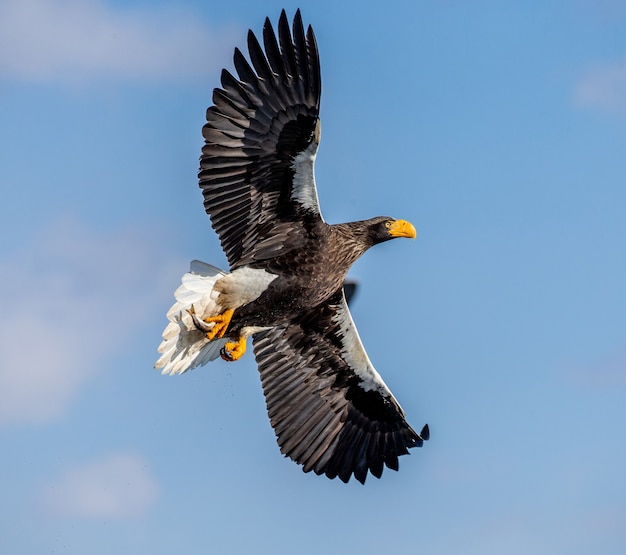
[252,289,428,484]
[199,9,322,269]
[278,11,299,86]
[263,17,287,81]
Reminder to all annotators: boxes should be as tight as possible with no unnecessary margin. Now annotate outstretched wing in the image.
[252,289,429,484]
[199,9,322,269]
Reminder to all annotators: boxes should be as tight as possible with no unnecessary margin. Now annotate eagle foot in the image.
[188,307,234,340]
[220,336,247,362]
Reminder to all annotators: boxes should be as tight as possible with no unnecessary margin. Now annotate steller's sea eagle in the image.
[155,9,429,484]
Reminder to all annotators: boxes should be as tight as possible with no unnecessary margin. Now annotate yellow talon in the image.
[220,336,247,362]
[202,308,234,340]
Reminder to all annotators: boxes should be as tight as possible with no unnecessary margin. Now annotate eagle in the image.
[156,9,429,484]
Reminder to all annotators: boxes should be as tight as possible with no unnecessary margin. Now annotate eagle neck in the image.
[329,222,374,268]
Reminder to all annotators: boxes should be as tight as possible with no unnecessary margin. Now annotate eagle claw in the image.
[189,307,234,340]
[220,337,247,362]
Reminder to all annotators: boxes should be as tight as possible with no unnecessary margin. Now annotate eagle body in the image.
[228,217,399,332]
[156,10,429,484]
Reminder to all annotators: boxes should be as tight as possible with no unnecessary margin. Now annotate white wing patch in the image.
[333,300,397,400]
[290,120,323,219]
[155,261,228,375]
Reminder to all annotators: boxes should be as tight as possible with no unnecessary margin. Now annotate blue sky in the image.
[2,0,626,553]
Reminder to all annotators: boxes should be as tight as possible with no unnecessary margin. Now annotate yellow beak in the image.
[388,219,417,239]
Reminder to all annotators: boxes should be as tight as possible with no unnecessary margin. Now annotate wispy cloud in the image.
[574,57,626,115]
[0,218,181,425]
[0,0,239,83]
[41,452,158,518]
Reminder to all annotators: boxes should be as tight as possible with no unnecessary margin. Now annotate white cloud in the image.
[0,218,181,425]
[41,452,158,518]
[574,57,626,114]
[0,0,239,83]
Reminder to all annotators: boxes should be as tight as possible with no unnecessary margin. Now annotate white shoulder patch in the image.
[217,266,278,308]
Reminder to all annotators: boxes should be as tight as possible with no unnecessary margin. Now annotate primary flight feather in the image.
[156,9,429,484]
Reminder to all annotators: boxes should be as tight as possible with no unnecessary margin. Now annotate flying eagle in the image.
[156,9,429,484]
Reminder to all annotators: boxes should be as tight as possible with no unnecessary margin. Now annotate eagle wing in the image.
[199,9,322,269]
[252,289,429,484]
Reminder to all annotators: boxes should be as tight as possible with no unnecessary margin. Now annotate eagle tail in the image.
[155,261,229,375]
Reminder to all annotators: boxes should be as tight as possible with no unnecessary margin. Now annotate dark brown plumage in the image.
[156,9,429,484]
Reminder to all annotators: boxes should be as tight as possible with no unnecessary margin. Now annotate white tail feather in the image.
[155,261,228,375]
